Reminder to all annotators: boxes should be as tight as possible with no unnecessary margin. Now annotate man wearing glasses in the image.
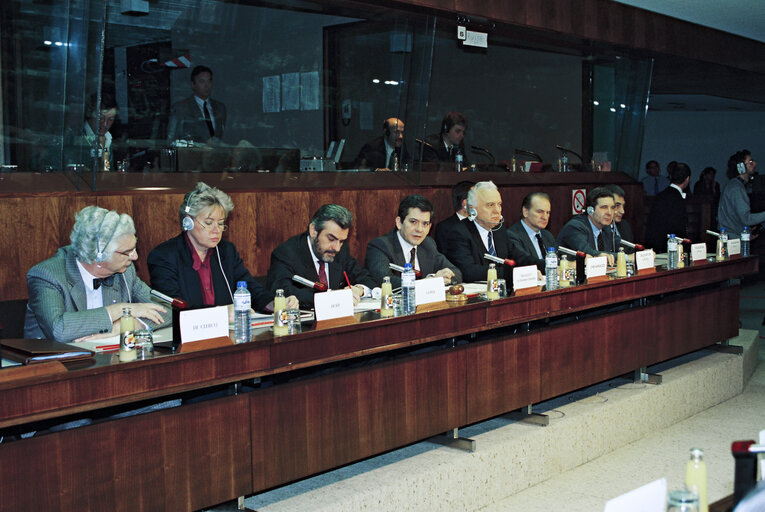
[148,182,297,315]
[24,206,167,343]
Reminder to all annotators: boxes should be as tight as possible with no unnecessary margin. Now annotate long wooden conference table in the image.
[0,256,756,511]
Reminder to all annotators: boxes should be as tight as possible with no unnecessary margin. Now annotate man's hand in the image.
[435,268,455,285]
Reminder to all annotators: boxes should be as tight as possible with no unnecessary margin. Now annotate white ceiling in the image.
[611,0,765,43]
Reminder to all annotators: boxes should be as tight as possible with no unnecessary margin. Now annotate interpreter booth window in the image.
[0,0,436,183]
[592,55,652,178]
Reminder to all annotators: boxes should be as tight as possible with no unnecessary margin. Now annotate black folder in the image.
[1,338,94,365]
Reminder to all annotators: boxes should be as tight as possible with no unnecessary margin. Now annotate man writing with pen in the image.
[267,204,377,309]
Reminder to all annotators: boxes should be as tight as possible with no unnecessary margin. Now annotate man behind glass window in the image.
[421,111,469,164]
[167,65,227,143]
[353,117,410,171]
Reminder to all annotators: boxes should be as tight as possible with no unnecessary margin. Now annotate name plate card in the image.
[728,238,741,256]
[513,265,538,291]
[585,256,607,278]
[691,243,708,262]
[415,276,446,305]
[635,250,655,271]
[314,289,354,321]
[180,306,228,343]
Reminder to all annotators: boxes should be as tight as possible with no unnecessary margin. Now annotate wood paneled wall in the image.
[0,172,641,302]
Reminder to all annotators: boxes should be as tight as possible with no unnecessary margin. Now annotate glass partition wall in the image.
[0,0,652,189]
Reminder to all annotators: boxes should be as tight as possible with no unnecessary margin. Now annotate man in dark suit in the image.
[353,118,410,171]
[167,65,226,143]
[604,184,634,244]
[420,111,469,164]
[506,192,557,271]
[366,195,461,288]
[267,204,377,309]
[446,181,538,282]
[434,180,474,255]
[645,163,691,251]
[557,187,619,265]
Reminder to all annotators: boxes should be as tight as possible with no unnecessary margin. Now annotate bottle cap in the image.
[690,447,704,459]
[237,281,247,288]
[383,276,390,283]
[547,247,555,252]
[404,262,413,270]
[275,288,284,296]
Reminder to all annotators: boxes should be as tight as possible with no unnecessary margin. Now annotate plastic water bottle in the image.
[545,247,559,290]
[741,226,751,257]
[561,153,568,172]
[720,228,729,261]
[455,148,463,172]
[401,263,417,315]
[233,281,251,343]
[667,234,678,270]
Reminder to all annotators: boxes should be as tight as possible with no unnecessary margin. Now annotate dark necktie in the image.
[317,261,328,288]
[409,247,416,266]
[535,233,546,259]
[388,150,396,169]
[203,101,214,137]
[487,232,497,257]
[93,276,114,290]
[654,176,659,195]
[597,232,604,251]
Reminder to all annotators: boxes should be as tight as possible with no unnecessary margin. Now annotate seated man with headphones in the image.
[24,206,167,343]
[148,182,298,316]
[446,181,539,283]
[556,186,620,265]
[352,117,410,171]
[420,111,469,163]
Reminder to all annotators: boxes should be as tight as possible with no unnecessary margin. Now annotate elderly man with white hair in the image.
[23,205,167,343]
[446,180,538,283]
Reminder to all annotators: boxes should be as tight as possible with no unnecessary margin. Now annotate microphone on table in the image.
[292,274,328,292]
[484,253,515,267]
[471,145,495,165]
[389,263,422,278]
[558,246,587,259]
[415,138,436,150]
[706,230,720,238]
[150,289,189,309]
[513,148,543,162]
[620,239,645,251]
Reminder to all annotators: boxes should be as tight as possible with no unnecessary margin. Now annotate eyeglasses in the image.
[196,219,227,232]
[115,247,137,258]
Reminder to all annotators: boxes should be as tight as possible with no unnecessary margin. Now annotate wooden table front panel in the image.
[0,395,251,512]
[465,331,542,423]
[250,348,467,492]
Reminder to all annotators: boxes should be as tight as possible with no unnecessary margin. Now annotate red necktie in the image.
[317,261,328,288]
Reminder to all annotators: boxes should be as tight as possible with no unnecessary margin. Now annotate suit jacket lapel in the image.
[64,250,88,311]
[465,220,485,261]
[385,230,407,268]
[298,233,320,282]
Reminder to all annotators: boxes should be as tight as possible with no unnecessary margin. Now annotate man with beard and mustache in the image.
[267,204,376,309]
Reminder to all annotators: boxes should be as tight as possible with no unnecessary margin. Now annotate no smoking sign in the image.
[572,189,586,215]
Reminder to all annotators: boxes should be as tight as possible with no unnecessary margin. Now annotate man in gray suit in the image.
[167,65,226,143]
[366,195,461,288]
[24,206,167,343]
[507,192,557,271]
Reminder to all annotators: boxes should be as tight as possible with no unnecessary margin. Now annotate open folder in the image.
[1,338,95,365]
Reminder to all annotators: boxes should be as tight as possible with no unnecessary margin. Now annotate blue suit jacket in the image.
[23,245,158,342]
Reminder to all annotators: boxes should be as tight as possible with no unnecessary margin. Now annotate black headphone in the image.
[95,211,117,263]
[182,189,197,231]
[383,119,391,137]
[441,121,449,135]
